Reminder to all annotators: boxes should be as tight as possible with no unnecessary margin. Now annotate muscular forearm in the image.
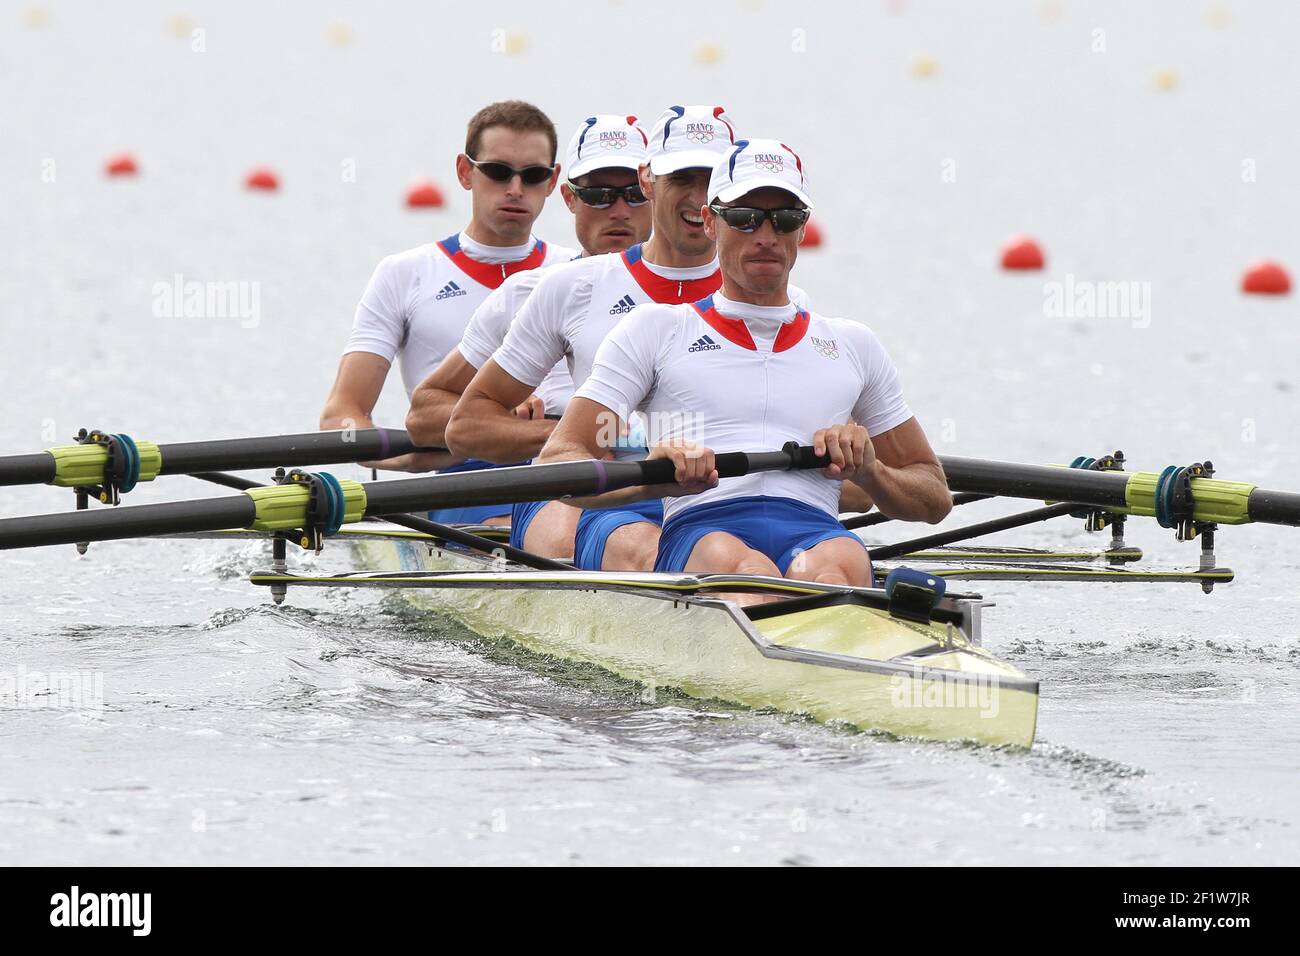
[856,461,951,523]
[446,396,555,464]
[320,403,373,432]
[838,480,875,515]
[405,387,461,447]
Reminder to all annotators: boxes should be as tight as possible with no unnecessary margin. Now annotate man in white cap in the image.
[444,105,744,567]
[319,100,575,475]
[537,139,951,591]
[403,114,653,527]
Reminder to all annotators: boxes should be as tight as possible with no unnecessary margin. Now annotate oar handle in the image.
[637,442,830,484]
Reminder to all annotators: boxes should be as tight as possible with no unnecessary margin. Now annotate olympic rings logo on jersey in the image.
[811,336,839,359]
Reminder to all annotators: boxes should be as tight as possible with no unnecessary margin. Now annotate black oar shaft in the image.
[0,453,56,485]
[157,429,427,474]
[868,502,1077,562]
[0,497,255,549]
[379,513,572,572]
[939,457,1131,508]
[1245,488,1300,526]
[0,428,441,488]
[940,455,1300,527]
[360,448,815,514]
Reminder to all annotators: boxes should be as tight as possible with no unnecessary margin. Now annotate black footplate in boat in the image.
[882,568,948,624]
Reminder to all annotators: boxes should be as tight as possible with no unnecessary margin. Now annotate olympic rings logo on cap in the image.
[684,123,716,144]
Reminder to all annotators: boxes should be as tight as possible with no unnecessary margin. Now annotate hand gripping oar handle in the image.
[0,444,830,551]
[637,442,830,486]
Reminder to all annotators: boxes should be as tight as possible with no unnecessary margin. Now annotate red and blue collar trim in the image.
[689,294,809,352]
[437,234,548,289]
[620,243,721,304]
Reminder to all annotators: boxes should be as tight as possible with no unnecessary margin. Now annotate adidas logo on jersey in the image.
[688,334,722,353]
[435,281,467,301]
[608,294,636,315]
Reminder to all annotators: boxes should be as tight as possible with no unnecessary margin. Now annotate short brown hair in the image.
[465,100,558,165]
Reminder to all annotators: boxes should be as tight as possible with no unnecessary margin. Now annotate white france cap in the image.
[565,115,649,180]
[708,138,812,208]
[646,105,739,175]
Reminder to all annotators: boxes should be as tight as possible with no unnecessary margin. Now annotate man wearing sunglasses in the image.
[319,100,575,485]
[445,106,783,570]
[404,114,653,546]
[537,139,951,593]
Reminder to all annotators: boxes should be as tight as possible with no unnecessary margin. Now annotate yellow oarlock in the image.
[245,480,367,532]
[1123,472,1254,525]
[48,441,162,488]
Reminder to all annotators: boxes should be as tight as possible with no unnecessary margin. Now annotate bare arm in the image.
[446,359,556,463]
[537,398,714,508]
[838,481,875,515]
[822,418,950,523]
[405,349,479,447]
[320,352,457,473]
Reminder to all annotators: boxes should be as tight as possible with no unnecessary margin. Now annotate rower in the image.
[537,138,952,593]
[445,105,755,569]
[403,115,653,552]
[318,100,576,500]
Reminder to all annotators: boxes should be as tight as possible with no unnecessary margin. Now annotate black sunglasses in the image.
[566,182,649,208]
[708,203,810,234]
[466,157,555,186]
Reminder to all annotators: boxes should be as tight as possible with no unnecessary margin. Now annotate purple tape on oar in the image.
[375,427,391,459]
[592,460,609,494]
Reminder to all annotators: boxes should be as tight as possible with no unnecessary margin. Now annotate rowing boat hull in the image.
[338,531,1039,748]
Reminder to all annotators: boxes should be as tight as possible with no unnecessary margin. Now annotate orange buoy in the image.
[104,152,138,176]
[693,42,724,66]
[405,178,445,208]
[1241,259,1291,295]
[1000,235,1045,270]
[244,166,280,191]
[799,220,824,248]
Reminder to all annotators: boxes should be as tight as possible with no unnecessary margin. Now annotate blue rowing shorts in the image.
[573,498,664,570]
[508,498,552,550]
[654,495,864,574]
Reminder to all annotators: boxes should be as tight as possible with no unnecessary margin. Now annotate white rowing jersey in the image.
[575,291,914,522]
[457,267,575,416]
[343,231,576,397]
[491,243,727,394]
